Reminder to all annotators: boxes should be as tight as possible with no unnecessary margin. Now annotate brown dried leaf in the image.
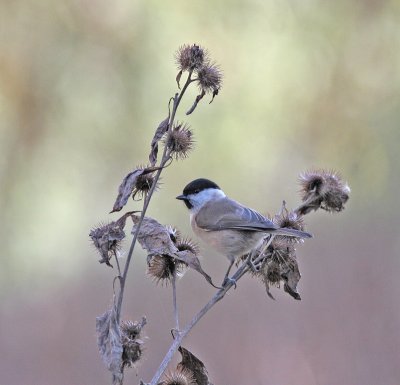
[96,304,123,385]
[132,216,218,287]
[282,261,301,300]
[111,168,160,213]
[175,250,217,288]
[186,89,206,115]
[149,117,169,166]
[111,169,146,213]
[132,216,178,256]
[176,70,183,89]
[177,346,212,385]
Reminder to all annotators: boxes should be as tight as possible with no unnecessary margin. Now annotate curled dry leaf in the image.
[177,346,212,385]
[131,216,218,288]
[149,117,170,166]
[186,89,205,115]
[90,212,136,267]
[282,261,301,300]
[96,304,124,385]
[132,216,178,256]
[111,167,160,213]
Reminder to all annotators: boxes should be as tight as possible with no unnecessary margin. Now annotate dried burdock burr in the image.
[175,44,207,73]
[258,239,301,300]
[147,255,186,285]
[120,317,146,370]
[165,123,194,160]
[196,62,223,100]
[132,165,159,200]
[90,222,124,267]
[90,212,133,267]
[272,201,306,243]
[159,367,196,385]
[298,169,350,215]
[175,237,200,256]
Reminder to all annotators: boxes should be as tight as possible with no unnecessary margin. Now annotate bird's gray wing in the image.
[196,197,278,232]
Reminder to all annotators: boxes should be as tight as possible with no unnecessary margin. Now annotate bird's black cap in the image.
[181,178,220,196]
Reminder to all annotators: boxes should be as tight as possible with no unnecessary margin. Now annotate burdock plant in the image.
[90,44,350,385]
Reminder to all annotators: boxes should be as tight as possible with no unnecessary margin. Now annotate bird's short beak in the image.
[176,194,187,201]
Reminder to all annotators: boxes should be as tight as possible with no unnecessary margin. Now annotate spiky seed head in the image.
[147,255,174,284]
[132,166,158,200]
[166,226,181,244]
[265,261,281,286]
[176,237,200,256]
[165,123,194,159]
[121,320,141,340]
[175,44,207,72]
[161,367,196,385]
[121,338,142,368]
[120,319,146,369]
[259,239,295,285]
[272,206,306,244]
[89,222,125,267]
[147,255,186,285]
[197,63,223,94]
[298,169,350,214]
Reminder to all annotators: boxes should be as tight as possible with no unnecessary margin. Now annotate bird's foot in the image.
[222,276,237,289]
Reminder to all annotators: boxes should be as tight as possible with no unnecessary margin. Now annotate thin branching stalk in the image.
[115,73,194,322]
[171,269,179,331]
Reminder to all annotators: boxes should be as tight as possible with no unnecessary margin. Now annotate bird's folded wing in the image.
[196,198,278,232]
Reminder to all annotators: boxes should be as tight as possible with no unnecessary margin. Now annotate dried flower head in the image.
[132,165,158,200]
[272,202,306,243]
[257,240,301,300]
[89,222,125,267]
[176,237,200,256]
[298,169,350,214]
[166,225,181,244]
[160,367,196,385]
[197,63,223,96]
[165,123,194,159]
[175,44,207,72]
[147,255,186,285]
[120,317,146,370]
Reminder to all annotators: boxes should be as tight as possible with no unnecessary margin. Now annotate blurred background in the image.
[1,1,399,384]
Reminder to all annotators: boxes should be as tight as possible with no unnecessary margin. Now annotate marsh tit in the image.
[176,178,312,284]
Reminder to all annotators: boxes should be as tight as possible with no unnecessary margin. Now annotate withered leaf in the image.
[132,216,218,288]
[186,89,206,115]
[111,169,146,213]
[149,117,169,166]
[111,168,160,213]
[282,261,301,300]
[177,346,212,385]
[175,250,217,288]
[96,304,123,385]
[132,216,178,256]
[265,281,276,301]
[209,88,219,104]
[176,70,183,89]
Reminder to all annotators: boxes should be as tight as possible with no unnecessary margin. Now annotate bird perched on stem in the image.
[177,178,312,285]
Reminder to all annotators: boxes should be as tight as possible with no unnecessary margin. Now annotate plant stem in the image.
[115,72,194,323]
[171,269,179,331]
[148,261,250,385]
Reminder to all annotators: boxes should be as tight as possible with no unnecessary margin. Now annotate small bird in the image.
[176,178,312,285]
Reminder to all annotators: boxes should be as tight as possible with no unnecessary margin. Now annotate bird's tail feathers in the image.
[273,227,312,239]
